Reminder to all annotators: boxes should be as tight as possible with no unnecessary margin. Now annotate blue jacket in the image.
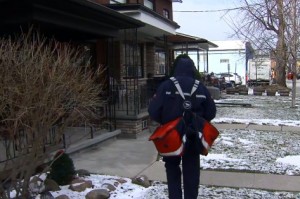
[148,58,216,125]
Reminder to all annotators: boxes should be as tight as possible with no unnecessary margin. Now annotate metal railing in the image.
[111,84,149,116]
[0,127,64,163]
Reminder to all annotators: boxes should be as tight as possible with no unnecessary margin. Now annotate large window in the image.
[155,51,166,75]
[124,43,143,78]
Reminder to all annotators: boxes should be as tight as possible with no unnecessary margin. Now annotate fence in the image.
[112,84,149,116]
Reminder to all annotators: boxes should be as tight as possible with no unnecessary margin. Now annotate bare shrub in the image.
[0,30,106,198]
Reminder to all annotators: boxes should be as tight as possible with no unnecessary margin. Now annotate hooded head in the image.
[172,54,197,78]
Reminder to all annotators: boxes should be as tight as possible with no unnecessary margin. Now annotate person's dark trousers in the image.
[163,153,200,199]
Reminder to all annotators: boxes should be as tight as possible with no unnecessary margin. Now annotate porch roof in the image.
[106,4,180,37]
[168,32,218,51]
[0,0,144,41]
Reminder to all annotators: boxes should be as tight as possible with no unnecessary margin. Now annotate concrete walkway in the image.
[68,123,300,192]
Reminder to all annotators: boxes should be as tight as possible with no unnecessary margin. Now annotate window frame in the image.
[163,9,170,19]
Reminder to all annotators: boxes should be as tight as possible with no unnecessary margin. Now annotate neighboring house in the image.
[199,40,253,85]
[169,32,218,72]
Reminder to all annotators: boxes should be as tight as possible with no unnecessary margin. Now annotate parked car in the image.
[215,72,242,86]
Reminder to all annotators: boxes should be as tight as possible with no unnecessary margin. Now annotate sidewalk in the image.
[69,123,300,192]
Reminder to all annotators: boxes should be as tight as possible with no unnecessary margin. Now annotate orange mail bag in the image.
[199,121,220,156]
[149,117,184,157]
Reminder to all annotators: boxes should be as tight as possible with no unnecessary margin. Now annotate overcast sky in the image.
[173,0,241,41]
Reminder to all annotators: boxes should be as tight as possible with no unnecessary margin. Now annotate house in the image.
[0,0,144,166]
[169,32,218,73]
[0,0,147,186]
[0,0,216,141]
[95,0,220,138]
[86,0,182,138]
[0,0,221,187]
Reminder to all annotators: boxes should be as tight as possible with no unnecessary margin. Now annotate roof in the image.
[169,32,218,51]
[210,40,246,51]
[0,0,144,41]
[106,3,180,36]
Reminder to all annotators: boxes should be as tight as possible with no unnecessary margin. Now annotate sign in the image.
[220,59,229,63]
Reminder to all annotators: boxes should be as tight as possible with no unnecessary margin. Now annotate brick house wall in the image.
[155,0,173,20]
[93,0,174,21]
[146,43,155,76]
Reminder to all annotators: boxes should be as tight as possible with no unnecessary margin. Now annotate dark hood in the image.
[173,57,196,78]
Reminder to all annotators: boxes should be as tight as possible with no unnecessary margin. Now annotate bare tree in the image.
[226,0,300,104]
[226,0,288,87]
[0,30,106,198]
[284,0,300,107]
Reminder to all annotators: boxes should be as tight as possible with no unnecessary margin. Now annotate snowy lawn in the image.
[35,93,300,198]
[205,94,300,175]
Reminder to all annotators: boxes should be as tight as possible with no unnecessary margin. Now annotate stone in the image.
[131,175,151,188]
[69,180,93,192]
[29,176,45,194]
[101,183,116,192]
[70,178,86,184]
[55,194,70,199]
[44,178,61,192]
[85,189,110,199]
[116,178,127,184]
[40,191,55,199]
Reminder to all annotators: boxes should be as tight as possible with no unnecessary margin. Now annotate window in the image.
[144,0,154,10]
[110,0,126,4]
[155,51,166,75]
[163,9,169,19]
[123,43,143,78]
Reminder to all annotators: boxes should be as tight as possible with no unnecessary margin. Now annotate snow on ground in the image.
[35,94,300,198]
[47,175,300,199]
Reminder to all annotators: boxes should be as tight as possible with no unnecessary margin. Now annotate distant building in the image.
[195,40,254,85]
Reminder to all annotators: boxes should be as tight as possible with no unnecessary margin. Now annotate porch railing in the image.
[111,84,149,116]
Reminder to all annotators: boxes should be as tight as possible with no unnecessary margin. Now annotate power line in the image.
[174,7,240,13]
[173,5,257,13]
